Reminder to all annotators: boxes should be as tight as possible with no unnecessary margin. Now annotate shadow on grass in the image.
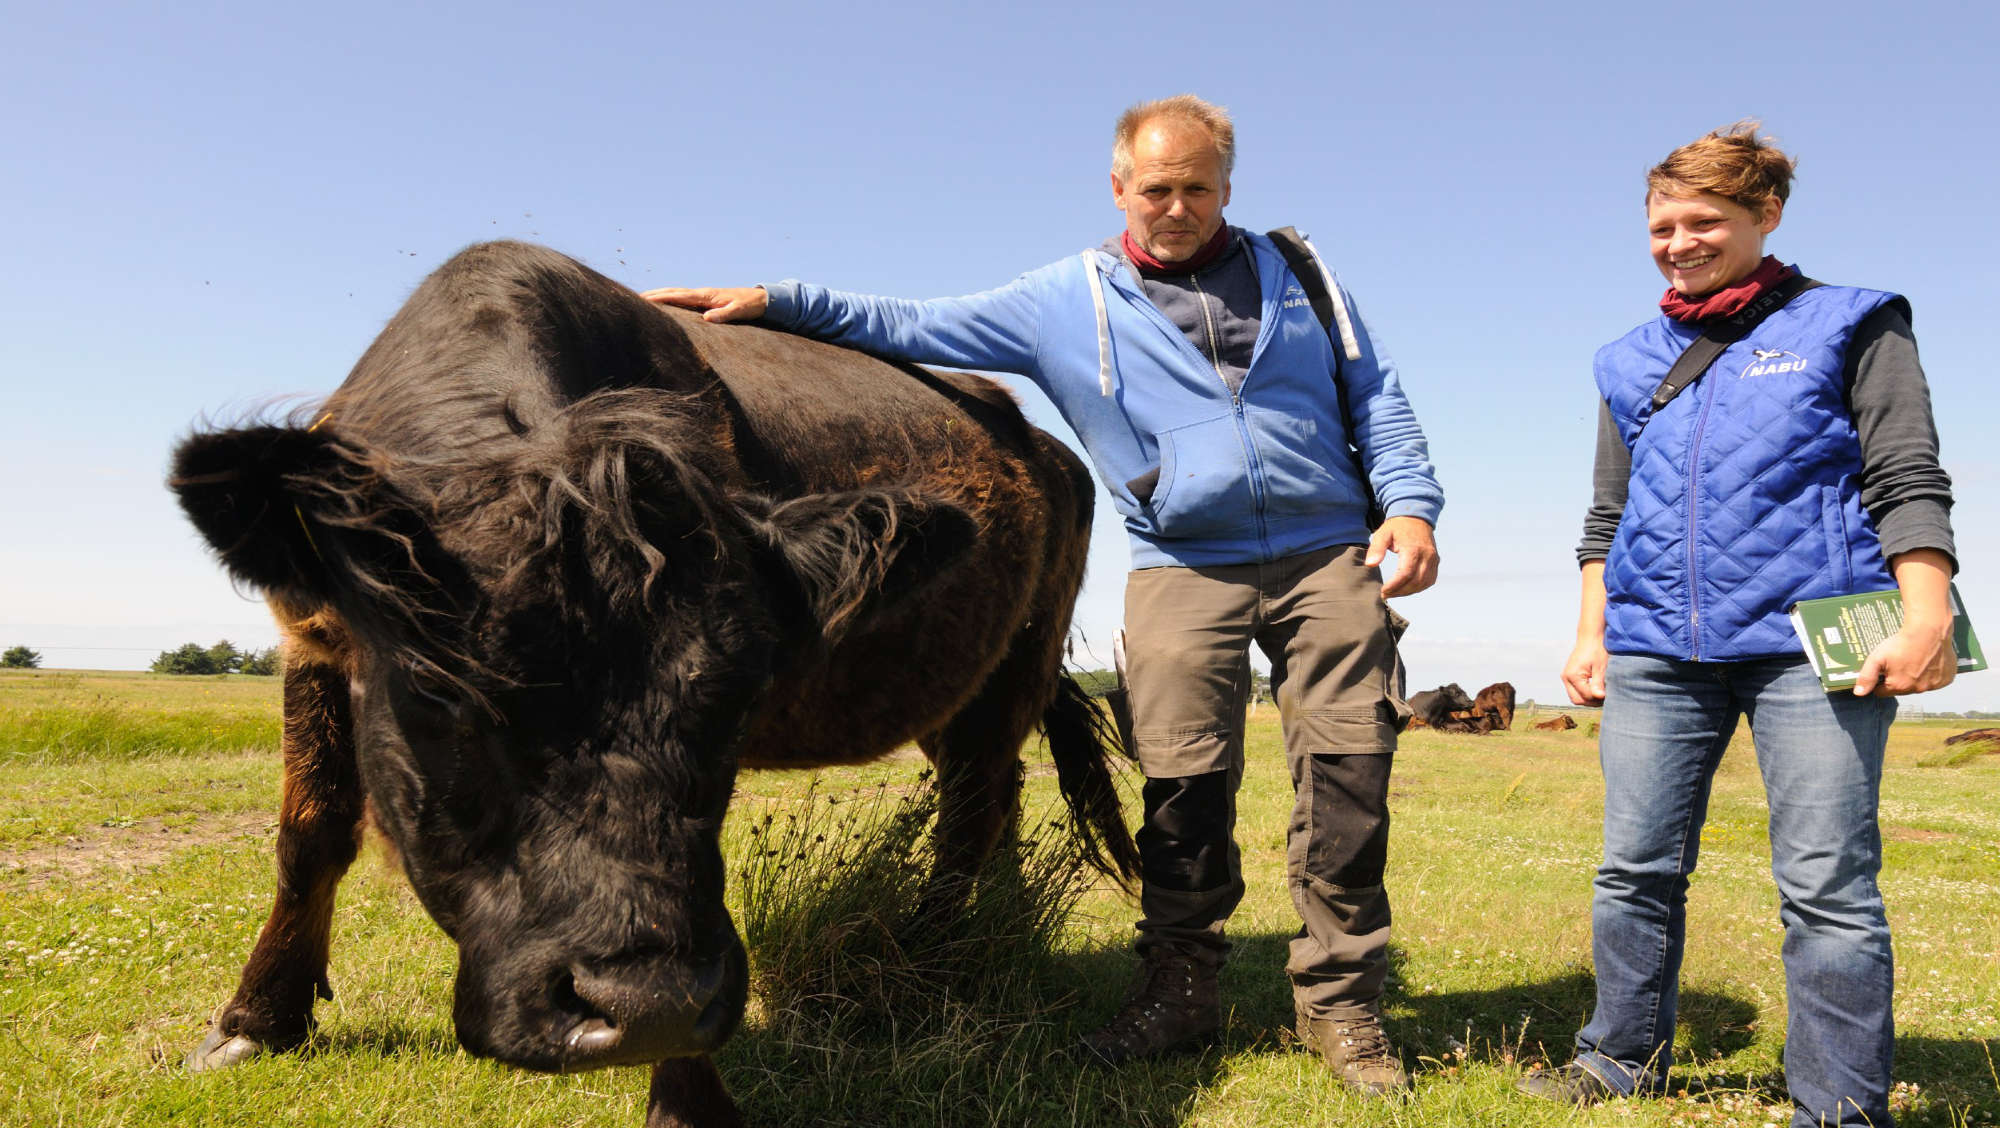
[712,928,1745,1127]
[718,937,1237,1128]
[723,921,1975,1127]
[1205,935,1762,1073]
[201,935,1995,1128]
[1896,1034,2000,1115]
[311,1017,458,1061]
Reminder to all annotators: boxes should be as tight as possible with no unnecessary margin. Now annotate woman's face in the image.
[1647,191,1782,297]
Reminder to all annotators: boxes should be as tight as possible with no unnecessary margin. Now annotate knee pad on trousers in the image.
[1304,753,1390,889]
[1137,771,1231,893]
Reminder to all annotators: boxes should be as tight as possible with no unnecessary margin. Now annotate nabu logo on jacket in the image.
[1741,348,1809,379]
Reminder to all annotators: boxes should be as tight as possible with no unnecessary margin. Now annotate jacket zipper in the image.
[1684,359,1724,661]
[1192,271,1272,556]
[1117,251,1281,557]
[1190,274,1226,382]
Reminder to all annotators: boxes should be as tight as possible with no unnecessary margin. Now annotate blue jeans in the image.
[1575,654,1897,1128]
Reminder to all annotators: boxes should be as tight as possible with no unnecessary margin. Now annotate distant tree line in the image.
[149,640,281,676]
[2,646,42,669]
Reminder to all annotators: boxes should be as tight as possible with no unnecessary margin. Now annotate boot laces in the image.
[1102,958,1199,1043]
[1332,1013,1391,1063]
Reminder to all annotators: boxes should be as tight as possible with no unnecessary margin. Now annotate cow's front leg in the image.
[187,650,362,1070]
[915,727,1027,926]
[646,1056,743,1128]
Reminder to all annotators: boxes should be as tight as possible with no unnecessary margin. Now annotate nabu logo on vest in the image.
[1740,348,1809,379]
[1281,284,1312,312]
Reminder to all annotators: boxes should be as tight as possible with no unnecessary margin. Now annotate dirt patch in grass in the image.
[1,811,274,891]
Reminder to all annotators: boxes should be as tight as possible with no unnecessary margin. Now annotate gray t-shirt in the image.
[1098,228,1261,395]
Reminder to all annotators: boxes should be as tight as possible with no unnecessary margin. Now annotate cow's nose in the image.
[557,942,746,1069]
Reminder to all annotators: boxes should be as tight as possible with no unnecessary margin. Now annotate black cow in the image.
[170,242,1138,1127]
[1406,683,1476,730]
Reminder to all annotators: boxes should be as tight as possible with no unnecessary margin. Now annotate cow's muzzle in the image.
[553,939,748,1070]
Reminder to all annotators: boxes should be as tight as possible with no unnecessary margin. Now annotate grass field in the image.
[2,667,1996,1127]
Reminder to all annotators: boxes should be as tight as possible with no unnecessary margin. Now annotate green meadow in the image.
[2,667,1996,1126]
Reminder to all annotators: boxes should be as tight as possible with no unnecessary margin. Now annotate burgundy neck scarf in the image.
[1121,226,1233,275]
[1660,255,1793,323]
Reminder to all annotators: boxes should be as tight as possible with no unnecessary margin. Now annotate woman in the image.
[1525,123,1958,1127]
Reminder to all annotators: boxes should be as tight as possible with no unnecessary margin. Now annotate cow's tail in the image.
[1043,674,1141,887]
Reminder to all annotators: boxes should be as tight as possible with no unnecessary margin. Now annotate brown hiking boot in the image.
[1296,1004,1408,1096]
[1074,950,1221,1065]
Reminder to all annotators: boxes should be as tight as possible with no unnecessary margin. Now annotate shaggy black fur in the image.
[171,241,1133,1128]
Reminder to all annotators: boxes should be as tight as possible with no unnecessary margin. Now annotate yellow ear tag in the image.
[294,505,326,563]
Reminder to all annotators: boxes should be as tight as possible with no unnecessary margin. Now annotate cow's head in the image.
[170,393,974,1071]
[1409,683,1475,728]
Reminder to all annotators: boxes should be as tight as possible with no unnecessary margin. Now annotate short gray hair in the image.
[1111,94,1235,181]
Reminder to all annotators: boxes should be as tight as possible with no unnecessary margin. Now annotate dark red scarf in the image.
[1660,255,1794,323]
[1122,226,1233,274]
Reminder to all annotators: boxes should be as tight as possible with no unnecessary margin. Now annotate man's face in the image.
[1647,190,1781,297]
[1112,121,1231,263]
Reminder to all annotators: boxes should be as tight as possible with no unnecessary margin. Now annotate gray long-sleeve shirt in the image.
[1577,303,1956,569]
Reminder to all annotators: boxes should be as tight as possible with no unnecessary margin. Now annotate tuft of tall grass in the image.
[738,771,1095,1021]
[728,772,1109,1124]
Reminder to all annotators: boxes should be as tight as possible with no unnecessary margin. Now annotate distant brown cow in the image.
[1533,715,1578,732]
[1472,682,1516,731]
[1439,706,1499,734]
[1943,727,2000,746]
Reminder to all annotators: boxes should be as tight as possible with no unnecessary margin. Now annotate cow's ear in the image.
[751,488,979,639]
[173,425,356,599]
[171,425,472,646]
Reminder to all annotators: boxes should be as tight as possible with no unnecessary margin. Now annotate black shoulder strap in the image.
[1266,226,1383,528]
[1647,274,1821,419]
[1266,226,1339,342]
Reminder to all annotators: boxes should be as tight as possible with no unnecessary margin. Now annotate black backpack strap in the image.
[1268,226,1340,343]
[1646,273,1821,421]
[1267,226,1382,528]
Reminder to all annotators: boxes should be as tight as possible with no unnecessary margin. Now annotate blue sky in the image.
[5,0,1997,710]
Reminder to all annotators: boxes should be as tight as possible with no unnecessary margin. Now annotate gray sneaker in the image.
[1296,1004,1409,1096]
[1516,1061,1618,1104]
[1074,950,1221,1066]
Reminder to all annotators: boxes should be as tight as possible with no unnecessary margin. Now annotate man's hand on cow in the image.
[1367,515,1438,599]
[640,285,768,323]
[1562,635,1609,706]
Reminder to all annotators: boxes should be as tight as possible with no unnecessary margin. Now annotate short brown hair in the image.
[1111,94,1235,181]
[1647,120,1796,217]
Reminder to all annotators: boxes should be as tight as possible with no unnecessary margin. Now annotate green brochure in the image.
[1790,583,1986,691]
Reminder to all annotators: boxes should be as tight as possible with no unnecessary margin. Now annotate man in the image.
[646,94,1443,1095]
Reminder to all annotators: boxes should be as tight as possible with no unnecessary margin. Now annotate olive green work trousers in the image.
[1122,544,1409,1018]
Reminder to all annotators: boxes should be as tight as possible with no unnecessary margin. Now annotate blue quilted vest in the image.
[1598,281,1905,661]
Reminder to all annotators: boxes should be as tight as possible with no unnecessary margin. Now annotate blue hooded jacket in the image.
[762,231,1443,569]
[1598,280,1903,660]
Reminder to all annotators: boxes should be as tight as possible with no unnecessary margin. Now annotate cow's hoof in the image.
[184,1026,265,1072]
